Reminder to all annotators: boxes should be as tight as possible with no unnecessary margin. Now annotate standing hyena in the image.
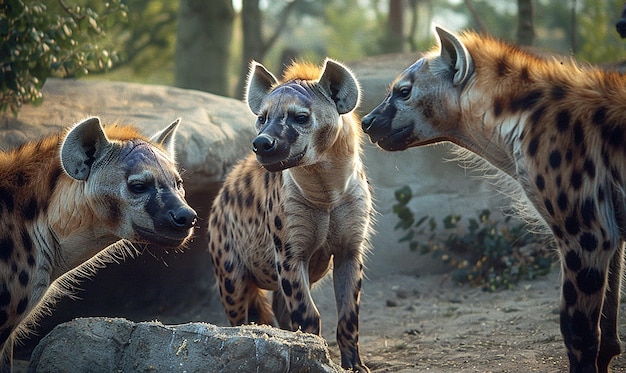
[207,59,372,372]
[0,117,196,372]
[362,26,626,373]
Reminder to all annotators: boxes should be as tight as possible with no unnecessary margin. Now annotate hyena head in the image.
[245,58,360,171]
[60,117,197,248]
[362,26,472,151]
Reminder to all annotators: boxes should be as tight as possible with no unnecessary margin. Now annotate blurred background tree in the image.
[2,0,626,112]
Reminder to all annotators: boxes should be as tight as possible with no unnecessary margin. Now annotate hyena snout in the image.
[252,134,277,156]
[169,204,197,230]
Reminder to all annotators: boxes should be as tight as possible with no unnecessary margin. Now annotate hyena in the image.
[207,59,373,372]
[0,117,196,372]
[362,26,626,373]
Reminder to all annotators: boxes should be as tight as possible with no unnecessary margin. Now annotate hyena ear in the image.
[150,118,180,160]
[246,61,279,115]
[435,26,473,87]
[318,58,360,114]
[61,117,111,181]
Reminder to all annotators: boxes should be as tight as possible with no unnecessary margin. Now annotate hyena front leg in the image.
[277,256,322,335]
[559,240,616,373]
[597,243,623,373]
[333,248,368,373]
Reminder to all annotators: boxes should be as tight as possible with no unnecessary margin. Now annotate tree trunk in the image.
[516,0,535,46]
[174,0,234,96]
[383,0,405,53]
[237,0,264,98]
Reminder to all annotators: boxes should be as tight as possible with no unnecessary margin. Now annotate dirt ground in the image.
[310,269,626,373]
[13,265,626,372]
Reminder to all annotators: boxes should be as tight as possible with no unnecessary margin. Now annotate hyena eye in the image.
[257,115,266,125]
[399,86,412,99]
[129,181,149,194]
[294,114,309,124]
[176,179,184,190]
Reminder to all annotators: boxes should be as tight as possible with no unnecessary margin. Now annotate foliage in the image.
[576,0,623,64]
[0,0,127,114]
[393,186,553,291]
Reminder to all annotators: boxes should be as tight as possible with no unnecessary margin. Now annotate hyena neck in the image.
[454,110,521,177]
[44,177,121,279]
[287,142,362,207]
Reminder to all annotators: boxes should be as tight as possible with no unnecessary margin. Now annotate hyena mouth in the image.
[259,148,307,172]
[377,125,413,151]
[133,225,192,248]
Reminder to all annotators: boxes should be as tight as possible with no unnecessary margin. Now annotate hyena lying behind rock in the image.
[207,59,373,372]
[362,26,626,373]
[0,117,196,372]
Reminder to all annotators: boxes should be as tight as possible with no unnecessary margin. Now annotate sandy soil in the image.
[311,269,626,373]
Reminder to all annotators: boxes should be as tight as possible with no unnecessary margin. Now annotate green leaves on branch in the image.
[0,0,127,114]
[393,186,553,291]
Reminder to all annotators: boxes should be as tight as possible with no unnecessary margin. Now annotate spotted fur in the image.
[0,117,196,372]
[362,27,626,373]
[207,59,372,372]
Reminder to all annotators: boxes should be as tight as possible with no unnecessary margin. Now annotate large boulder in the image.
[28,318,341,373]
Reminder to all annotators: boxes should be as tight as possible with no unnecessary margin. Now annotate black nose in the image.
[169,206,197,230]
[361,115,374,133]
[252,134,277,156]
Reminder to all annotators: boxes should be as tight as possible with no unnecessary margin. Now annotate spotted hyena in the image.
[362,26,626,373]
[207,59,372,372]
[0,117,196,372]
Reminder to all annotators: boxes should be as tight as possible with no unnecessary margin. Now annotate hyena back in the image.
[362,26,626,373]
[208,59,373,372]
[0,117,196,372]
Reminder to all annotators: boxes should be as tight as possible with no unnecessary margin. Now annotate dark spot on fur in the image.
[556,110,571,132]
[18,270,28,287]
[274,216,283,230]
[565,250,582,271]
[573,121,584,145]
[281,279,293,297]
[0,287,10,307]
[224,278,236,294]
[511,89,543,112]
[0,310,7,327]
[565,215,580,235]
[224,261,234,273]
[549,150,562,169]
[0,236,13,262]
[519,66,530,81]
[570,171,582,190]
[16,297,28,315]
[544,198,554,216]
[531,105,546,124]
[527,137,539,157]
[553,225,564,239]
[535,175,545,190]
[579,233,598,252]
[494,99,503,117]
[602,125,624,147]
[0,187,14,212]
[592,107,607,125]
[23,198,38,221]
[576,268,604,295]
[581,198,595,228]
[551,86,567,100]
[273,234,282,251]
[557,192,568,211]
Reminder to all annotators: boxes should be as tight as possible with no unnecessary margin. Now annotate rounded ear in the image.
[245,61,279,115]
[60,117,111,181]
[317,58,360,114]
[150,118,180,160]
[435,26,474,87]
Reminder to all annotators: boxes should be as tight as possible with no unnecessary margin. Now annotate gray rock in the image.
[29,318,342,373]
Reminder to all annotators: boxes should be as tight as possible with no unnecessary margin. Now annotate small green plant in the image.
[393,186,553,291]
[0,0,127,114]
